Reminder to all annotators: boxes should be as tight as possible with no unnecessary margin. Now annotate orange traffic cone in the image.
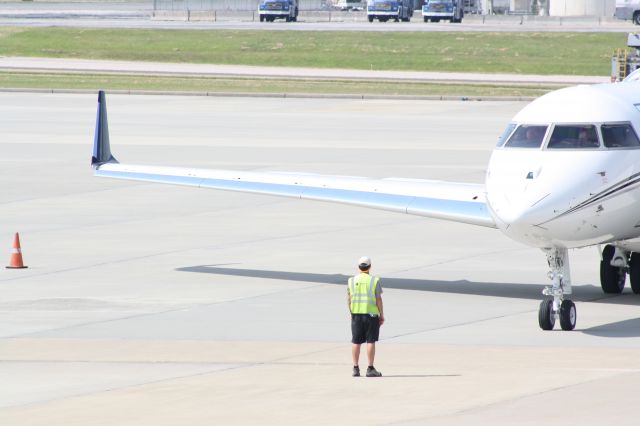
[6,232,27,269]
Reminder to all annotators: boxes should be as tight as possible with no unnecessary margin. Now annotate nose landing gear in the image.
[538,248,576,331]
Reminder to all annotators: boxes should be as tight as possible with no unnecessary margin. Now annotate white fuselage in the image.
[487,148,640,248]
[485,82,640,250]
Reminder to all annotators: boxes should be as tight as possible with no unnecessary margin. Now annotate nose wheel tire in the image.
[538,299,555,330]
[538,299,576,331]
[559,300,576,331]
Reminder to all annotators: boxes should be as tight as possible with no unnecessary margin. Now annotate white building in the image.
[549,0,616,16]
[478,0,616,16]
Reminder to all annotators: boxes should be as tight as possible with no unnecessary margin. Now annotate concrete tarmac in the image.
[2,92,640,425]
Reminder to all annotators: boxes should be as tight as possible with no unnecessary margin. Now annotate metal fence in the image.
[153,0,329,11]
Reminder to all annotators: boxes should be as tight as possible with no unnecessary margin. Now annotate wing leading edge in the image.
[92,91,496,228]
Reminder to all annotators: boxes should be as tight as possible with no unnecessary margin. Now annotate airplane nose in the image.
[492,204,529,229]
[486,168,553,230]
[488,193,551,230]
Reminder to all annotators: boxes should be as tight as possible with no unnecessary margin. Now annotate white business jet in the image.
[92,82,640,331]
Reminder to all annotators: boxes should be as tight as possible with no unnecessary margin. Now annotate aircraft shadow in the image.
[582,318,640,338]
[175,265,640,306]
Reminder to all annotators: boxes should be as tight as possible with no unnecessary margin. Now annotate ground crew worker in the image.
[347,255,384,377]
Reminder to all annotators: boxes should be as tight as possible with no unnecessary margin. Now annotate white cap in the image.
[358,256,371,268]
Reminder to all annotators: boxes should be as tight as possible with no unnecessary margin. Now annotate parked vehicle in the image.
[334,0,365,11]
[367,0,413,22]
[259,0,299,22]
[422,0,463,23]
[615,0,640,25]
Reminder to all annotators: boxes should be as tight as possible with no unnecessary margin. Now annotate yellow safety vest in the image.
[348,273,380,315]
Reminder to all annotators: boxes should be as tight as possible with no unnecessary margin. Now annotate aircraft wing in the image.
[92,91,495,228]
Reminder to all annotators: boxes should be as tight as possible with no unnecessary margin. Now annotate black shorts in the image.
[351,314,380,344]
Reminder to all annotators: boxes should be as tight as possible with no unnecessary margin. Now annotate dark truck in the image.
[259,0,299,22]
[366,0,413,22]
[422,0,463,23]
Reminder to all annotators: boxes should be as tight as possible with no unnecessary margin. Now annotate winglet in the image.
[91,90,118,167]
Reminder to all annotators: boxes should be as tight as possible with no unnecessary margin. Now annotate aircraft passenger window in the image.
[496,123,516,147]
[504,125,547,148]
[601,124,640,148]
[547,125,599,149]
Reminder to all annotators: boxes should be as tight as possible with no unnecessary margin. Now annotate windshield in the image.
[601,123,640,148]
[548,125,599,149]
[503,125,548,148]
[496,123,516,147]
[425,0,453,7]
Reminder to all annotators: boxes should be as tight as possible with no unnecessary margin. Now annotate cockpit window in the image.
[496,123,516,147]
[504,125,548,148]
[601,123,640,148]
[547,125,599,149]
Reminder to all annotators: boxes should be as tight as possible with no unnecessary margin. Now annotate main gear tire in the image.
[630,253,640,294]
[600,244,626,293]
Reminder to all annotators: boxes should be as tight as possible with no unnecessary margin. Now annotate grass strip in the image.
[0,27,623,76]
[0,71,557,97]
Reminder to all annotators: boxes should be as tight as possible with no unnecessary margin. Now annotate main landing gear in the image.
[538,247,576,331]
[600,244,640,294]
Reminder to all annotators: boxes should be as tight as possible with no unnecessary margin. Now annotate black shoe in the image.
[366,366,382,377]
[352,366,360,377]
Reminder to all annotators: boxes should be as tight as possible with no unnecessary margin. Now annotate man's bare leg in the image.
[352,344,361,366]
[367,342,376,366]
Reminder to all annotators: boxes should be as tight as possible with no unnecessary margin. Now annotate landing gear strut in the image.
[538,247,576,331]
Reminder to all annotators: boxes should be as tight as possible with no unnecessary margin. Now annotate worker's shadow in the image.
[380,374,461,378]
